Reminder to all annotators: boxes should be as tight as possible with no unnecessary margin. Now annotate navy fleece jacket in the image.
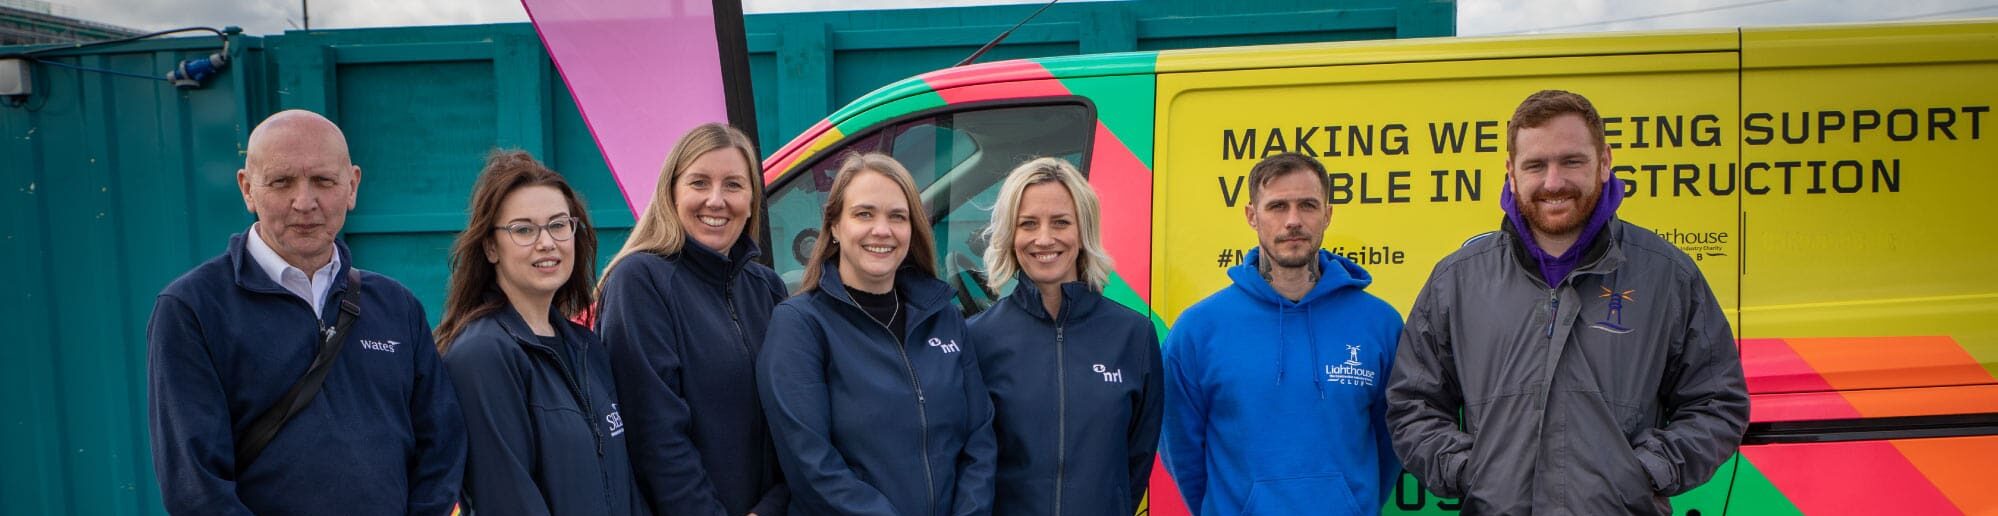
[446,303,642,516]
[1162,249,1403,515]
[147,234,464,516]
[757,262,998,516]
[599,236,790,516]
[967,278,1163,516]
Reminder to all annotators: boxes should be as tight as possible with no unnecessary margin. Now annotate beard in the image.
[1265,230,1320,269]
[1519,181,1602,237]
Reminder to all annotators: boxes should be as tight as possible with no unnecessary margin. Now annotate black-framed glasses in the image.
[494,217,581,246]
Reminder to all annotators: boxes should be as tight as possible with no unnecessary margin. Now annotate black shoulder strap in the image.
[235,268,363,472]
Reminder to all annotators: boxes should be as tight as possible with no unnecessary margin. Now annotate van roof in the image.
[763,18,1994,178]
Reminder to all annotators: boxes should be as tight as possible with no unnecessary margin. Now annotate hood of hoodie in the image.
[1501,174,1624,287]
[1227,247,1373,306]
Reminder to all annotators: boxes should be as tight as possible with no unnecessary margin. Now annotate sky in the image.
[43,0,1998,37]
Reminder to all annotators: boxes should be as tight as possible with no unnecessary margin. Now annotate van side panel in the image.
[1736,22,1998,516]
[1154,46,1742,515]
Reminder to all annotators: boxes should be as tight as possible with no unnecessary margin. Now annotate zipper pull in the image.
[1546,292,1558,338]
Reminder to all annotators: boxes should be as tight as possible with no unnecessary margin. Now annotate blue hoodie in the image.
[147,234,464,516]
[757,261,998,516]
[966,277,1163,516]
[599,236,790,516]
[1161,249,1402,515]
[446,304,642,516]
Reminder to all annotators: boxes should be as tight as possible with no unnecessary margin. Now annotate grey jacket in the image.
[1386,218,1748,515]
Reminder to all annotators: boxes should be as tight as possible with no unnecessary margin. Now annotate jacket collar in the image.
[228,231,355,299]
[1003,273,1099,322]
[814,259,956,326]
[1500,216,1627,288]
[680,233,762,286]
[487,294,590,355]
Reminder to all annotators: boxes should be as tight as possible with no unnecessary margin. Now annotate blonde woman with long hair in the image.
[597,123,792,515]
[966,157,1162,515]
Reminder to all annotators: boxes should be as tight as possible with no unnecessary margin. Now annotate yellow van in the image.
[758,19,1998,515]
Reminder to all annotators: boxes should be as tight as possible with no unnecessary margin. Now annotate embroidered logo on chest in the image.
[606,403,625,437]
[1324,344,1377,387]
[927,337,960,354]
[1092,363,1124,383]
[1590,286,1637,335]
[358,339,400,353]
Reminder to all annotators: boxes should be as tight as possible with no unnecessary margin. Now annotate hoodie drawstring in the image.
[1274,302,1328,399]
[1275,304,1287,385]
[1305,302,1325,399]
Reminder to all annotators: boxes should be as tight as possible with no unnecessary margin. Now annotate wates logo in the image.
[358,339,399,353]
[606,403,624,437]
[927,337,960,354]
[1092,364,1123,383]
[1324,345,1377,387]
[1592,286,1636,335]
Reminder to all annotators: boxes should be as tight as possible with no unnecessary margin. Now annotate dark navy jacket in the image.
[147,234,464,516]
[757,262,998,516]
[446,302,643,516]
[599,236,790,516]
[967,279,1163,516]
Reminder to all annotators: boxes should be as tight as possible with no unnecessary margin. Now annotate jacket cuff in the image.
[1439,451,1471,498]
[1634,447,1675,493]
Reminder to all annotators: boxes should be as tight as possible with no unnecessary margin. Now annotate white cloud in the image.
[1460,0,1998,36]
[46,0,1998,41]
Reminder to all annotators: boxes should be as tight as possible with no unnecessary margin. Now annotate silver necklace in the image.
[863,288,899,327]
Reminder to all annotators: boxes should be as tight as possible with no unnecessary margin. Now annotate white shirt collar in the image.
[245,222,342,316]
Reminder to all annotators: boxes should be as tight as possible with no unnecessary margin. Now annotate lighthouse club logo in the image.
[1324,345,1377,387]
[1591,286,1636,335]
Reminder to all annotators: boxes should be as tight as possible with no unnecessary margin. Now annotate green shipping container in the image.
[0,1,1453,513]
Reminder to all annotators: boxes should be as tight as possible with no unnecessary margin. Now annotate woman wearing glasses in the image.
[434,150,641,515]
[598,123,792,515]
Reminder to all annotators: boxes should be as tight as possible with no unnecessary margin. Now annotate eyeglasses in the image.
[493,217,581,246]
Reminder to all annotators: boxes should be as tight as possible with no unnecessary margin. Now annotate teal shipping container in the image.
[0,1,1453,513]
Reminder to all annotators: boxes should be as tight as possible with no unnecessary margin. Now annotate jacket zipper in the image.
[723,283,772,489]
[1054,306,1068,516]
[1546,291,1559,338]
[725,288,751,358]
[536,340,612,512]
[845,294,937,515]
[896,331,937,516]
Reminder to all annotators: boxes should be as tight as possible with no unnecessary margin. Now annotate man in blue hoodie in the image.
[147,110,465,515]
[1162,152,1404,515]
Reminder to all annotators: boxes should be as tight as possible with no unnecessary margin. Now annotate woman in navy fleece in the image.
[597,123,792,516]
[434,150,641,515]
[757,152,998,515]
[966,158,1163,515]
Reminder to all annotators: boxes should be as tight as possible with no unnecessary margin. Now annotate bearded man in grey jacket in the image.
[1386,89,1748,515]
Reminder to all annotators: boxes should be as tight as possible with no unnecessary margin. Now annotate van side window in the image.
[766,132,886,286]
[764,102,1095,318]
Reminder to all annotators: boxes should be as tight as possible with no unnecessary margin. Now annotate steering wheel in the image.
[943,250,994,317]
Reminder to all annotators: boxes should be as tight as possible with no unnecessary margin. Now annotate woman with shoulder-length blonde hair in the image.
[966,157,1163,515]
[757,151,997,515]
[596,122,793,515]
[435,149,644,515]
